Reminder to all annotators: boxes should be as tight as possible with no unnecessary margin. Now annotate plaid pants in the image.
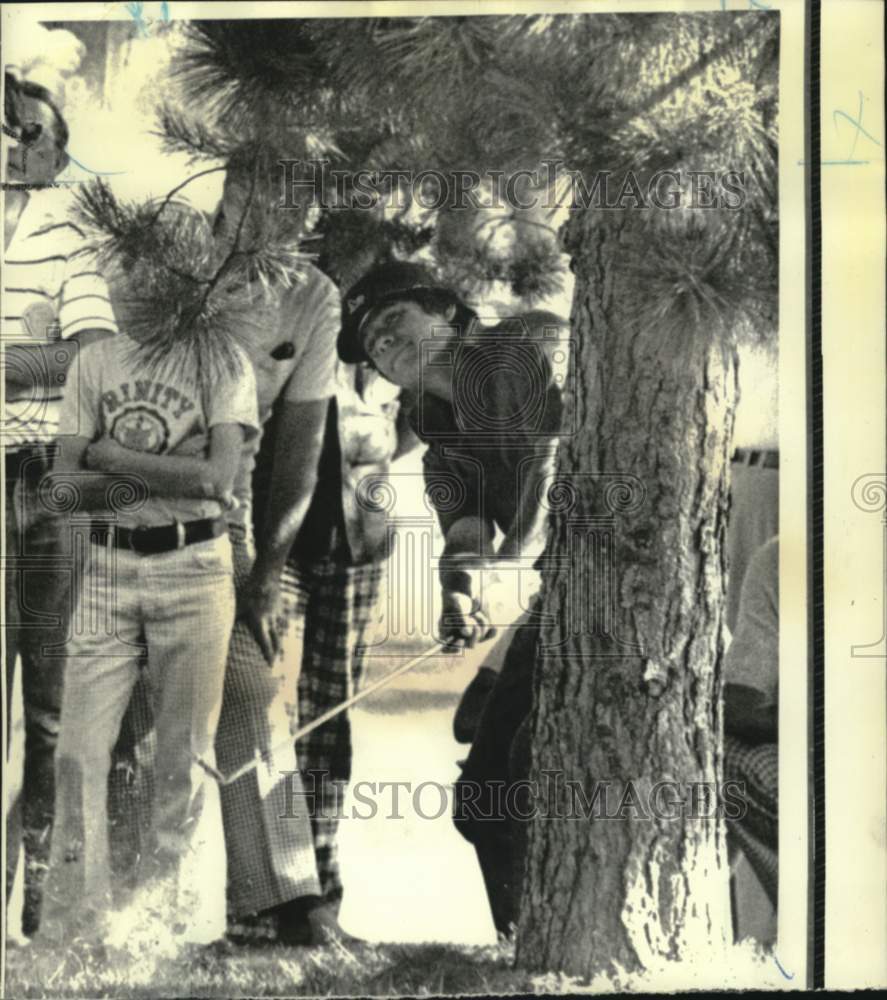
[287,558,386,905]
[211,530,321,917]
[724,734,778,906]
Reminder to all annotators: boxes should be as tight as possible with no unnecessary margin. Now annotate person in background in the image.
[250,353,410,944]
[36,262,259,946]
[337,260,567,936]
[723,334,778,944]
[723,535,778,944]
[727,342,778,632]
[208,148,353,945]
[103,145,346,946]
[2,72,118,935]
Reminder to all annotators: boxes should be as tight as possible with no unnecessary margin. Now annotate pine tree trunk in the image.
[515,209,737,978]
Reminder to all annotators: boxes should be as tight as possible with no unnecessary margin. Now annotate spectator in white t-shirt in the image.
[39,326,258,948]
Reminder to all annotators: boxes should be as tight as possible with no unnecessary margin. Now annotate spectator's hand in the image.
[439,589,496,651]
[218,489,237,511]
[22,301,58,340]
[238,571,284,666]
[85,437,126,472]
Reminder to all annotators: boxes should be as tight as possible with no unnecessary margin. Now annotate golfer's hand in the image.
[439,589,496,651]
[239,572,283,665]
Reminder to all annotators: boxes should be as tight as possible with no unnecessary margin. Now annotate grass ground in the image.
[2,930,782,998]
[2,936,531,999]
[3,631,785,997]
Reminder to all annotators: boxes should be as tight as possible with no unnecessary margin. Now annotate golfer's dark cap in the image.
[338,261,443,364]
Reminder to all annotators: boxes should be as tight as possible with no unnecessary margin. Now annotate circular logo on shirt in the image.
[111,406,170,454]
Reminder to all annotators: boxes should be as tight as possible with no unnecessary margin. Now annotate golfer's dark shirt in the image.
[408,312,567,542]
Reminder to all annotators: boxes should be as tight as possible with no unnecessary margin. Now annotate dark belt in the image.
[4,442,58,484]
[732,448,779,470]
[91,517,227,555]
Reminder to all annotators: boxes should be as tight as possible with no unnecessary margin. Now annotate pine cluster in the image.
[73,11,778,365]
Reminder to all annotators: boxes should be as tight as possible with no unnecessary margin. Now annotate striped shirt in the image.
[2,190,118,449]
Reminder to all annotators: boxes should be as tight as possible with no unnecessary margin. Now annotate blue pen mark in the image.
[66,155,127,177]
[773,955,794,980]
[833,91,882,158]
[798,92,881,167]
[719,0,772,9]
[125,1,170,36]
[125,1,150,37]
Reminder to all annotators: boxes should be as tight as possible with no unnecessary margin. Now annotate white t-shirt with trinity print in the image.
[59,336,259,527]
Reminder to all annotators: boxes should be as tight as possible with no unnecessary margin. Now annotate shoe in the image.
[275,898,363,947]
[182,937,236,966]
[453,667,498,743]
[306,902,363,946]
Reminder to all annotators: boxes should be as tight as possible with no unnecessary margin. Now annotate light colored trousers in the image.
[40,533,235,946]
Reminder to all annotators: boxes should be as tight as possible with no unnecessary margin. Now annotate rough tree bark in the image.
[516,207,737,978]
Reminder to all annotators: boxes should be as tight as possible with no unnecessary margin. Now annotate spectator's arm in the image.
[238,397,329,664]
[40,434,125,514]
[83,424,245,504]
[252,397,329,579]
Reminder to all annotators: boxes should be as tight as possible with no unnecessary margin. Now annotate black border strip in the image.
[806,0,825,990]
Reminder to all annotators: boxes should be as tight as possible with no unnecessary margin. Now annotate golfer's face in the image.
[362,300,451,388]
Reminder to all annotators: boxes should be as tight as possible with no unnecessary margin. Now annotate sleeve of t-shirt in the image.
[57,339,102,440]
[205,347,260,442]
[281,272,340,404]
[724,537,779,703]
[57,235,118,340]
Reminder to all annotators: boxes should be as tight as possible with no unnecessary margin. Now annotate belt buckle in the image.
[129,524,150,553]
[174,519,186,550]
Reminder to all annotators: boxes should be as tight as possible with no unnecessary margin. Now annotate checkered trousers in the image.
[214,529,321,917]
[285,558,386,905]
[724,734,778,905]
[111,532,386,916]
